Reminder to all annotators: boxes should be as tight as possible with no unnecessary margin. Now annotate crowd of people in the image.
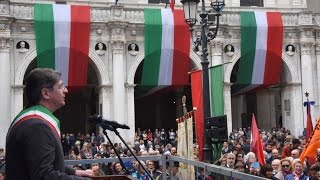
[58,128,179,179]
[216,127,318,180]
[3,126,320,179]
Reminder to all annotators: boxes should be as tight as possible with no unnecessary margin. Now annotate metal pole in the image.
[199,0,213,163]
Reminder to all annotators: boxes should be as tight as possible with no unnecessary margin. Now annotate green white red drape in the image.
[190,66,225,161]
[142,8,190,86]
[34,4,90,87]
[234,11,283,94]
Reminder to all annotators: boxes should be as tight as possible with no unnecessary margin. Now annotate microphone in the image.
[89,115,130,130]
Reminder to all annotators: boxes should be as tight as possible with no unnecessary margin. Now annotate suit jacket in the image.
[5,118,89,180]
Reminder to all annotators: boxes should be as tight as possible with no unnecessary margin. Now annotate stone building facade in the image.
[0,0,319,148]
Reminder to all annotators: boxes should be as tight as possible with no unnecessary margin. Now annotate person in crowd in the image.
[290,149,300,160]
[260,164,276,179]
[91,163,105,176]
[156,161,180,180]
[225,153,236,169]
[221,141,231,155]
[5,68,92,179]
[284,159,308,180]
[267,149,281,164]
[308,163,320,180]
[274,158,293,180]
[146,160,161,179]
[281,138,300,159]
[235,162,245,172]
[271,159,281,175]
[113,162,124,175]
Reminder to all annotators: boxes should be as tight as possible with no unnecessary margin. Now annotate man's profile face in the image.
[46,80,68,110]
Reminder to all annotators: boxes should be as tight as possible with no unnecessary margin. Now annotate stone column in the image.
[0,36,11,148]
[126,83,136,145]
[299,30,315,124]
[96,85,112,136]
[224,84,232,134]
[111,27,127,143]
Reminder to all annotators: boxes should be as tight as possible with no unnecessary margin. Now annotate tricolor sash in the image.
[8,105,61,139]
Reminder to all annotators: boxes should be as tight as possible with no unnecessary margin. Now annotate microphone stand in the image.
[103,124,155,180]
[99,123,127,173]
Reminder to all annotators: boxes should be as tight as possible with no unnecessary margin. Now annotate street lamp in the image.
[181,0,225,163]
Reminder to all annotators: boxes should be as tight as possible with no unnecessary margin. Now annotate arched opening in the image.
[230,57,292,130]
[133,58,197,131]
[23,59,100,134]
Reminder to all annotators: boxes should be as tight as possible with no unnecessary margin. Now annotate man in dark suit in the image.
[5,68,93,180]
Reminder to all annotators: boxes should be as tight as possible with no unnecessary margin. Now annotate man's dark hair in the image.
[25,68,61,107]
[292,138,301,145]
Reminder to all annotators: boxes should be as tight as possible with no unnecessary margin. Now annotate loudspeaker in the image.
[205,115,228,142]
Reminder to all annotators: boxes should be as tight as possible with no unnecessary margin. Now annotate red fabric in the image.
[250,114,266,165]
[171,9,190,85]
[68,5,90,87]
[191,70,204,161]
[306,101,314,141]
[263,12,283,85]
[280,145,292,159]
[170,0,175,11]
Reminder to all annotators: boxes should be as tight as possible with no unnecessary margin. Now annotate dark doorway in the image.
[134,60,194,131]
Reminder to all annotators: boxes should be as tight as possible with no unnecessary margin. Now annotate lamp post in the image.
[181,0,225,163]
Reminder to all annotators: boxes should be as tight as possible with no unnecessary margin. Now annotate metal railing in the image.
[63,155,268,180]
[0,155,268,179]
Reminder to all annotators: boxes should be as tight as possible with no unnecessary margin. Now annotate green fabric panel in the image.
[142,9,162,85]
[236,12,257,85]
[210,66,224,117]
[34,4,55,69]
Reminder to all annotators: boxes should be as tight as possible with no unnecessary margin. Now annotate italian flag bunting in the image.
[233,11,283,94]
[34,4,90,87]
[142,8,190,86]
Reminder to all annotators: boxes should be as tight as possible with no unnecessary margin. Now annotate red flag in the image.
[306,100,313,141]
[300,118,320,162]
[250,114,266,165]
[170,0,175,11]
[191,70,204,161]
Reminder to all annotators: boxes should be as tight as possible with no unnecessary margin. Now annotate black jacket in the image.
[5,118,89,180]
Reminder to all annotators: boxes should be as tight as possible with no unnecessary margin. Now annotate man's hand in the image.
[75,169,94,177]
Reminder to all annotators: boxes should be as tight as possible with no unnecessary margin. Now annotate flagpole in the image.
[181,0,225,163]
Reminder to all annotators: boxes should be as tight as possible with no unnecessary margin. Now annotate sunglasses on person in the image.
[282,164,290,168]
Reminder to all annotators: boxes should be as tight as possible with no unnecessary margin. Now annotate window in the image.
[240,0,263,7]
[148,0,170,4]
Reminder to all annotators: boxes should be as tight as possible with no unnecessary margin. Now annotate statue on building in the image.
[286,44,295,56]
[17,41,29,53]
[224,44,234,57]
[128,43,139,56]
[95,42,106,56]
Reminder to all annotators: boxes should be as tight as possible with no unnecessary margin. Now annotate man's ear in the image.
[41,88,51,100]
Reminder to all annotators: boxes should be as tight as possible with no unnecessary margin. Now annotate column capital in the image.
[299,29,315,55]
[316,31,320,55]
[111,27,125,54]
[95,85,113,93]
[209,38,224,56]
[0,23,11,52]
[299,41,315,55]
